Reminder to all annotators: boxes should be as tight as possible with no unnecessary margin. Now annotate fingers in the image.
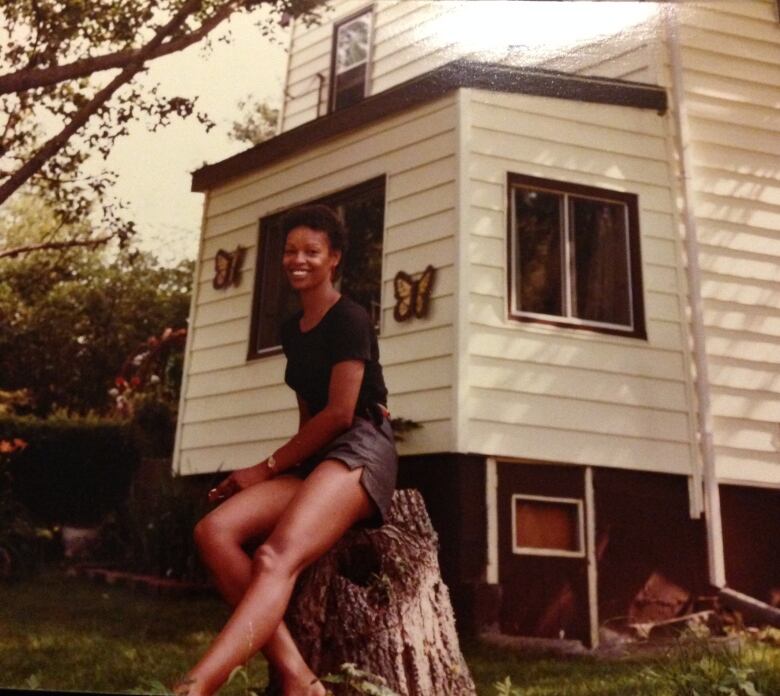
[208,476,238,503]
[207,485,225,503]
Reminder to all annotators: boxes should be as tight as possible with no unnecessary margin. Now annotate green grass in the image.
[1,570,779,695]
[462,636,654,695]
[0,570,266,694]
[462,634,780,696]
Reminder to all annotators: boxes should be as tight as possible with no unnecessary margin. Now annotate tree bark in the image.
[267,489,476,696]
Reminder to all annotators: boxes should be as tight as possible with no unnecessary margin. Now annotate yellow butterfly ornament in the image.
[393,264,436,322]
[213,246,245,290]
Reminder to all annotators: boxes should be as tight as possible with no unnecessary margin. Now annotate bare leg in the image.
[190,476,326,695]
[183,460,374,696]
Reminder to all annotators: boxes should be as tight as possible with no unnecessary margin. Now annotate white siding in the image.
[461,89,700,477]
[281,0,660,132]
[670,0,780,486]
[175,96,458,474]
[178,0,779,489]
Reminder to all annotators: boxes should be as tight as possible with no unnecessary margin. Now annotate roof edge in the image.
[191,59,667,193]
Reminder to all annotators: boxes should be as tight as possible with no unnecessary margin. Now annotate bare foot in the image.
[171,676,206,696]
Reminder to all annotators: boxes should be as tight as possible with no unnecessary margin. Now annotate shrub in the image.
[130,397,176,458]
[98,460,213,583]
[0,415,140,526]
[0,438,54,579]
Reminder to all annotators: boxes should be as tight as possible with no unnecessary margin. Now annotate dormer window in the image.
[330,8,372,112]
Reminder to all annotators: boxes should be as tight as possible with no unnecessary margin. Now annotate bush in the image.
[0,438,54,579]
[129,397,177,458]
[98,460,212,583]
[0,415,140,526]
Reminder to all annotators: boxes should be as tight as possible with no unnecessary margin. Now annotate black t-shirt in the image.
[280,295,388,418]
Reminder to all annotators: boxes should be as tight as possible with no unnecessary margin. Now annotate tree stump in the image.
[266,489,476,696]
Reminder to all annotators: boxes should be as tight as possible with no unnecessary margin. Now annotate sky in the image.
[101,8,290,265]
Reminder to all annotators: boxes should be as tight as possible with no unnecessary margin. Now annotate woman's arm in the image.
[297,395,311,430]
[270,359,364,471]
[208,360,364,502]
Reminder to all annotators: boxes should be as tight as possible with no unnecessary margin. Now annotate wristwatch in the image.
[266,454,277,472]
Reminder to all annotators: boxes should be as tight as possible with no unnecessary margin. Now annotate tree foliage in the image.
[228,96,279,146]
[0,0,323,257]
[0,197,193,416]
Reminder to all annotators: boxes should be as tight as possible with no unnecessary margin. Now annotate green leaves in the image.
[639,631,774,696]
[0,0,320,248]
[0,198,192,415]
[321,663,400,696]
[493,676,523,696]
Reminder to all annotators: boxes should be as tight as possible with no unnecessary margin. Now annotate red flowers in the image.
[0,438,27,454]
[110,327,187,416]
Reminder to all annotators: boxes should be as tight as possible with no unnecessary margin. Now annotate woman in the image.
[176,204,398,696]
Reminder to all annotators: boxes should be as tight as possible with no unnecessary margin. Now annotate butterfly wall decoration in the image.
[213,246,245,290]
[393,264,436,322]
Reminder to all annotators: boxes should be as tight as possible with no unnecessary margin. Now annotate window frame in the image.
[328,5,374,113]
[506,172,646,340]
[511,493,586,558]
[247,175,387,361]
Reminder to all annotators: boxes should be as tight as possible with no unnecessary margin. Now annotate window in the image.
[511,494,585,558]
[248,177,386,358]
[329,8,373,112]
[508,173,646,339]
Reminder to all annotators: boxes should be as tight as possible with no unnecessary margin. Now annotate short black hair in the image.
[280,204,347,257]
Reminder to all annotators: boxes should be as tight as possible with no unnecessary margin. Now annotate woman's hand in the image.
[208,461,272,503]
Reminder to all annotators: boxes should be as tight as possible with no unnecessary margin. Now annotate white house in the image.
[175,0,780,647]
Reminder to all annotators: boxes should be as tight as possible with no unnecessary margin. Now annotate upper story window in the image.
[508,173,646,339]
[329,8,373,112]
[248,177,386,359]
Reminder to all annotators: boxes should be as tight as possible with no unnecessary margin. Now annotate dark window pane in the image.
[570,197,631,326]
[255,216,299,351]
[252,179,385,355]
[514,188,564,316]
[515,498,581,553]
[333,63,367,111]
[338,189,385,330]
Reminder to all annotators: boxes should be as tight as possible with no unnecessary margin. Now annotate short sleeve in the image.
[279,313,298,356]
[327,301,372,364]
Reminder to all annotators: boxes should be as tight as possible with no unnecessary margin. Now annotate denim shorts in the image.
[278,413,398,527]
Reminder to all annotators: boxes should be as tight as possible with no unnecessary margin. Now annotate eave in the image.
[191,58,668,193]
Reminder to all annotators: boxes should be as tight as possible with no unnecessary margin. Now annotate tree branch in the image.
[0,234,114,259]
[0,1,245,95]
[0,0,205,207]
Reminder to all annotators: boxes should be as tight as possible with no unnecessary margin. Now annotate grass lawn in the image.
[0,569,266,695]
[1,569,779,695]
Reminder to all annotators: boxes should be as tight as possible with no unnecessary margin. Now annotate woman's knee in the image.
[193,512,231,551]
[252,538,303,578]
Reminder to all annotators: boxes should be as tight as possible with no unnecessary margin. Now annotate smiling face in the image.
[282,225,342,292]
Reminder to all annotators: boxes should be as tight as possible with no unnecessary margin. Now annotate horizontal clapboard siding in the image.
[674,0,780,486]
[281,0,659,132]
[178,0,779,493]
[175,95,458,474]
[462,89,699,476]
